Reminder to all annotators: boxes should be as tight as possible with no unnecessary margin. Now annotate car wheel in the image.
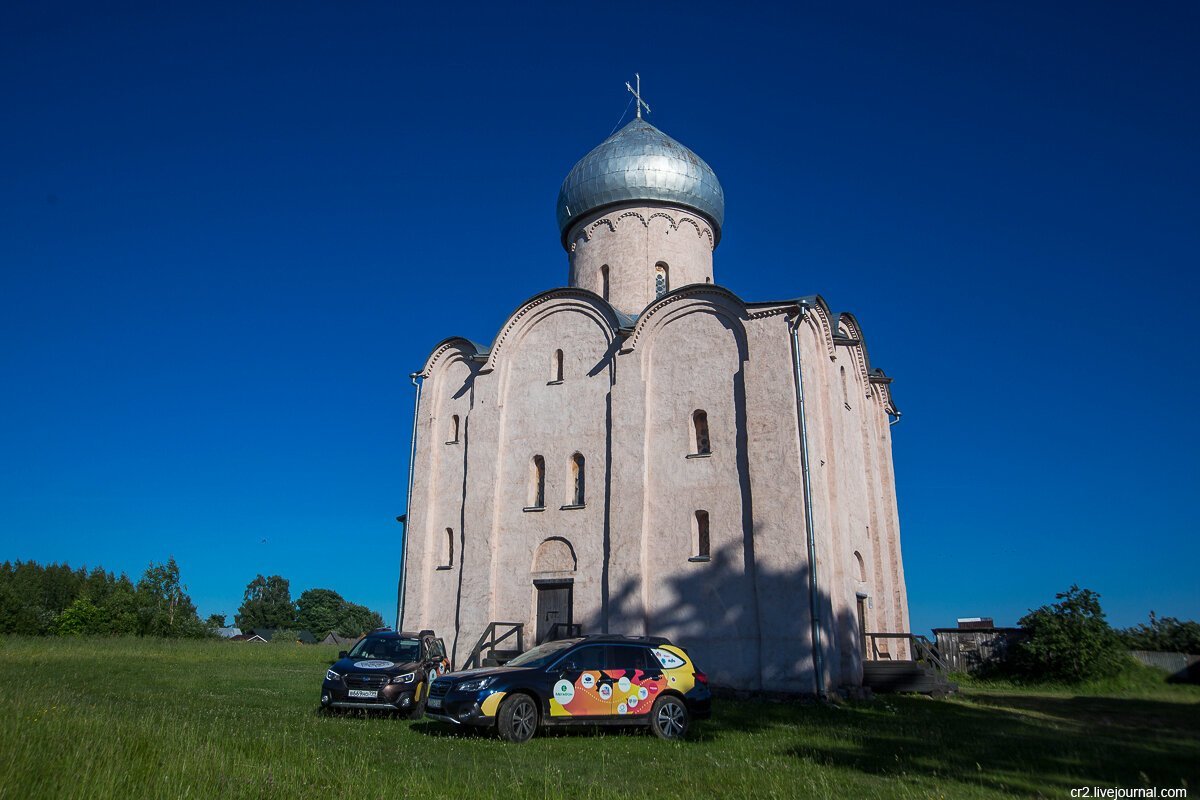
[649,695,689,740]
[496,694,539,743]
[408,696,426,719]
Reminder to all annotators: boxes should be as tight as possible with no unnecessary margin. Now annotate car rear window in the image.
[564,645,607,671]
[608,645,649,670]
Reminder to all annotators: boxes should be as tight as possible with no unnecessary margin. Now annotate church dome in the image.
[556,118,725,246]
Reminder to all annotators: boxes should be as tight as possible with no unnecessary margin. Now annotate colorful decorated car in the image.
[320,629,450,716]
[424,634,711,742]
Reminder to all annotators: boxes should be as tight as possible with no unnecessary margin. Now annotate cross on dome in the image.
[625,73,651,120]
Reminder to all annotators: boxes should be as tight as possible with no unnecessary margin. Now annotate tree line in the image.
[227,574,384,638]
[990,585,1200,684]
[0,560,383,640]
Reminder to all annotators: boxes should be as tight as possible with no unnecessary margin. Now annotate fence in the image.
[931,627,1026,673]
[1130,650,1200,683]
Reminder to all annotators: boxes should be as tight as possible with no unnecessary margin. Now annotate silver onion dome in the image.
[556,118,725,247]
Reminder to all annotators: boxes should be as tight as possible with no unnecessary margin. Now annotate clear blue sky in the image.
[2,1,1197,636]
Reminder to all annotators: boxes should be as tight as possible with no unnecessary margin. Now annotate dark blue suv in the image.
[320,630,449,715]
[425,635,711,742]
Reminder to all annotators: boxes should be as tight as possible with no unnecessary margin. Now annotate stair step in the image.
[863,661,935,670]
[863,660,955,695]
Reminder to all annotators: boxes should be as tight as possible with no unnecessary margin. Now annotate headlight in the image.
[325,669,340,682]
[391,671,416,685]
[455,676,495,692]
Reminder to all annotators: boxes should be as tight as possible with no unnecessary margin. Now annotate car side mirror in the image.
[338,651,348,658]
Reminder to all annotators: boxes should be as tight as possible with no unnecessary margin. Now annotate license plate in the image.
[348,689,378,699]
[427,697,442,709]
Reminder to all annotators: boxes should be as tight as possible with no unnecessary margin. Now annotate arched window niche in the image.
[689,510,711,562]
[600,264,610,301]
[550,349,564,385]
[437,528,454,570]
[654,262,669,298]
[563,453,585,508]
[841,366,852,410]
[688,410,711,457]
[854,550,867,583]
[447,414,460,444]
[525,455,546,511]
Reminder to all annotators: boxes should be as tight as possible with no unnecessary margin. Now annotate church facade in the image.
[398,115,909,694]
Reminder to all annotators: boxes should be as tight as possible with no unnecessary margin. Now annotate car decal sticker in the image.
[651,648,686,669]
[616,669,664,717]
[658,645,696,694]
[546,647,697,719]
[479,691,507,717]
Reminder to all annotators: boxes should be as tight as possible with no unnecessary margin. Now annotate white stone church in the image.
[398,108,910,694]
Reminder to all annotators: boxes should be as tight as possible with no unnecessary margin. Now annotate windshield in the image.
[505,640,576,669]
[346,637,420,663]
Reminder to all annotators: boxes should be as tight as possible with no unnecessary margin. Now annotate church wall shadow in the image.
[580,539,837,696]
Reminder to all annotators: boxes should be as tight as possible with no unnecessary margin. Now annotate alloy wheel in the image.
[656,702,686,737]
[512,699,536,740]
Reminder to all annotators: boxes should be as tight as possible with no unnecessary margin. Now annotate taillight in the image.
[693,671,708,685]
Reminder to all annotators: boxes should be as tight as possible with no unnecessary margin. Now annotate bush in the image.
[53,598,104,636]
[1120,613,1200,654]
[1011,585,1126,683]
[269,629,301,645]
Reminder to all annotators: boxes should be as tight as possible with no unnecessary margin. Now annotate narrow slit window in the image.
[600,265,610,301]
[551,349,564,383]
[841,366,851,410]
[439,528,454,569]
[448,414,460,443]
[570,453,585,506]
[655,263,669,298]
[694,511,710,560]
[691,410,711,455]
[530,455,545,509]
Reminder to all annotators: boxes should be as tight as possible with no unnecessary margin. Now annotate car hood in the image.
[333,656,421,674]
[440,666,523,681]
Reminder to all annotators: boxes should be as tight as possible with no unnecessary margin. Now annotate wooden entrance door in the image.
[535,581,572,644]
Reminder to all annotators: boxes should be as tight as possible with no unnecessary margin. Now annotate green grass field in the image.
[0,637,1196,799]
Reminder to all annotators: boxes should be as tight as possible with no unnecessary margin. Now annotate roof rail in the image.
[581,634,671,646]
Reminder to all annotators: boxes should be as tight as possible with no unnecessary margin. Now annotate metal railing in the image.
[865,633,950,672]
[462,621,525,671]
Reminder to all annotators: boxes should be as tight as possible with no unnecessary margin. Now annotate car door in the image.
[428,638,449,675]
[547,644,610,719]
[606,645,665,717]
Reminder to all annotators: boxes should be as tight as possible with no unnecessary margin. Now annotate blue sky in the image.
[1,1,1197,636]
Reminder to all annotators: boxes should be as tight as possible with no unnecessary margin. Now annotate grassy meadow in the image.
[0,636,1196,799]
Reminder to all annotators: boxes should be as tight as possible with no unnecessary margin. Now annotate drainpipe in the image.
[789,306,826,698]
[396,372,423,631]
[393,514,406,629]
